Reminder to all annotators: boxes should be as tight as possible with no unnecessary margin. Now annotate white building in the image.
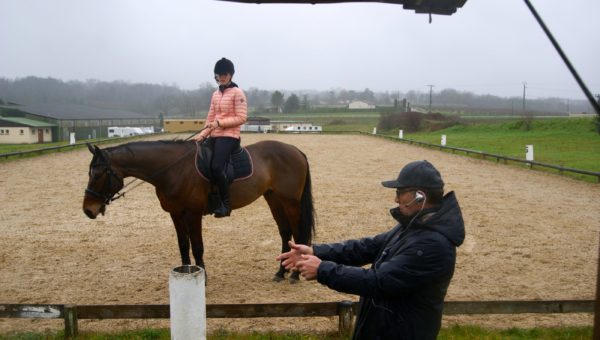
[348,101,376,109]
[0,117,55,144]
[108,126,154,137]
[241,117,272,133]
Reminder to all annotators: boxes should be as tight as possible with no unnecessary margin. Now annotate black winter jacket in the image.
[314,191,465,340]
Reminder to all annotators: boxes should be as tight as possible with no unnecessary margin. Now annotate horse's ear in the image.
[94,145,103,156]
[87,143,95,155]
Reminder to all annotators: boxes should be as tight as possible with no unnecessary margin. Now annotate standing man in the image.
[277,160,465,339]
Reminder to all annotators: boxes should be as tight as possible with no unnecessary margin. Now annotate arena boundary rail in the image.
[357,132,600,183]
[0,300,594,338]
[0,133,162,160]
[3,131,598,182]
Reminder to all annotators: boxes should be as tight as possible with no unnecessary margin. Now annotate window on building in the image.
[0,129,4,134]
[45,129,49,133]
[20,129,24,135]
[32,129,36,134]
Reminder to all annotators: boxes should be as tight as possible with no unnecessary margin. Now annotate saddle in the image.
[194,138,254,184]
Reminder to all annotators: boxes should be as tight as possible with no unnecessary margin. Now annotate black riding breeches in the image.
[210,137,240,180]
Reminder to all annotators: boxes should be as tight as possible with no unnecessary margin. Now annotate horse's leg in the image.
[281,198,303,283]
[264,192,301,283]
[184,211,205,270]
[170,213,191,265]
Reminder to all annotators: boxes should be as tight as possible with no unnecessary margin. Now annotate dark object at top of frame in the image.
[218,0,467,15]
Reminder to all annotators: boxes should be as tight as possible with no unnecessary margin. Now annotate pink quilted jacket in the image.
[199,86,247,139]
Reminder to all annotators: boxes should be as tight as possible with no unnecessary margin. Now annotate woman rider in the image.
[193,57,247,217]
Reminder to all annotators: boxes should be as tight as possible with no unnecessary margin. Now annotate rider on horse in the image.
[193,57,247,217]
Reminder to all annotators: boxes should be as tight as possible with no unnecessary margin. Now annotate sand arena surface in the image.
[0,133,599,334]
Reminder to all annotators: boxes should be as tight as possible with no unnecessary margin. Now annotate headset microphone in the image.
[404,191,425,207]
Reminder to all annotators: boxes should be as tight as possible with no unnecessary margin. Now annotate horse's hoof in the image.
[289,277,300,284]
[273,275,285,282]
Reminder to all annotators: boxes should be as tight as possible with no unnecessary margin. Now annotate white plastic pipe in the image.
[169,265,206,340]
[372,127,377,134]
[441,134,447,146]
[398,129,403,139]
[526,145,534,161]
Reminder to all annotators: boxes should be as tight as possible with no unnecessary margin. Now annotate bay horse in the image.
[82,139,315,282]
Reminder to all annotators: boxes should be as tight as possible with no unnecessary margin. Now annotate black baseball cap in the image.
[381,160,444,189]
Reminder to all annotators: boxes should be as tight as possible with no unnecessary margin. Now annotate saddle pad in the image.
[195,142,254,183]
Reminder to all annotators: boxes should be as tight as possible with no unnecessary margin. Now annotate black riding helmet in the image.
[214,58,235,75]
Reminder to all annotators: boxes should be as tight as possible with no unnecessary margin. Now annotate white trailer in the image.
[108,127,148,138]
[283,124,322,133]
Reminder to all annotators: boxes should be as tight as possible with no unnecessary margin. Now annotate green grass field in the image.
[394,118,600,173]
[0,326,592,339]
[0,140,73,154]
[250,111,378,133]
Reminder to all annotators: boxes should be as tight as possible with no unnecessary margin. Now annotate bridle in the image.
[85,132,206,206]
[85,157,124,205]
[85,128,208,206]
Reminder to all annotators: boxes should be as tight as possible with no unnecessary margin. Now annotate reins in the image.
[87,128,207,205]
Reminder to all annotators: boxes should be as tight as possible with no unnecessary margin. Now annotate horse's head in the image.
[83,143,124,219]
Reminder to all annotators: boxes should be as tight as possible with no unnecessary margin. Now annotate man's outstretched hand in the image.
[276,241,320,280]
[276,241,313,271]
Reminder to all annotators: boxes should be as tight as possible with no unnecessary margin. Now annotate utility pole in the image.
[521,81,533,130]
[426,84,435,113]
[522,82,527,114]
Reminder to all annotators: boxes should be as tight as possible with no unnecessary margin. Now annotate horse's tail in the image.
[298,150,316,245]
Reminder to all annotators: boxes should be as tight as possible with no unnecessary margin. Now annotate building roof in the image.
[163,118,205,121]
[0,117,57,127]
[247,117,271,122]
[0,103,157,120]
[218,0,467,15]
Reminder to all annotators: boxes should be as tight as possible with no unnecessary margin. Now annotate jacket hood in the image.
[391,191,465,247]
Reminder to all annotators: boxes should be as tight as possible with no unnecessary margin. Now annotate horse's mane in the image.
[105,139,193,154]
[131,138,190,145]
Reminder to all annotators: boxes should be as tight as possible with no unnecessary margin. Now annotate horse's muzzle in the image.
[83,208,97,219]
[83,197,105,219]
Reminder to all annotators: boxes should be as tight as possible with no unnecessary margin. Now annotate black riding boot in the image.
[213,171,231,218]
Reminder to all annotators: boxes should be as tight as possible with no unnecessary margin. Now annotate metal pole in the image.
[594,231,600,340]
[523,0,600,116]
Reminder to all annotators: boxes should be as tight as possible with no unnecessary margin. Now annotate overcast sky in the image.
[1,0,599,100]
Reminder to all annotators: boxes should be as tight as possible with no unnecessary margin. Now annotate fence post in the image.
[170,265,206,340]
[338,300,354,336]
[63,304,78,338]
